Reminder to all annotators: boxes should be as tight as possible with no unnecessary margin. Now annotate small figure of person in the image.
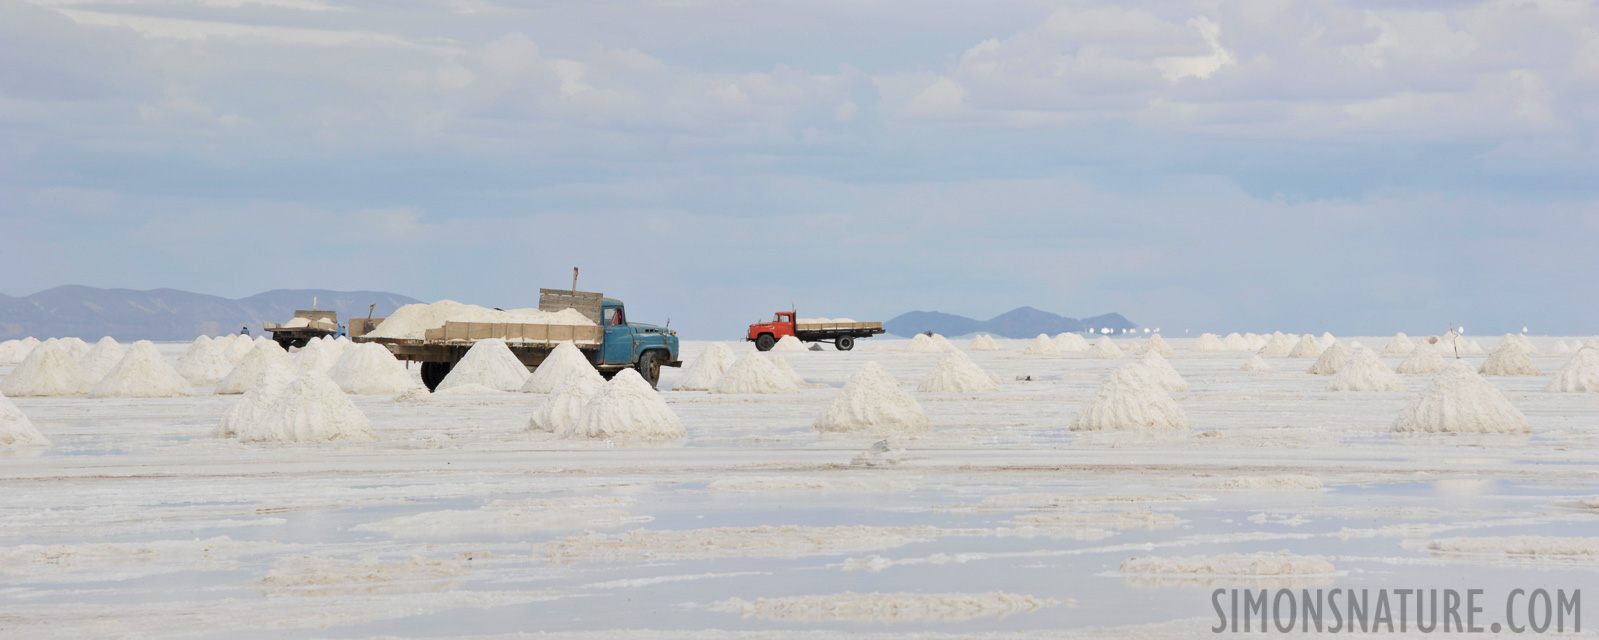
[240,326,251,336]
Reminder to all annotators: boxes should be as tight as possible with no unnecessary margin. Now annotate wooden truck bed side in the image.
[538,289,605,324]
[795,321,883,332]
[422,321,603,346]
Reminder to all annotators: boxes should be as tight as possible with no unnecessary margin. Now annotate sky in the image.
[2,0,1596,339]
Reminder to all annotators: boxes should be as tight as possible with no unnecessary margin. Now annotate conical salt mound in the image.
[215,362,297,439]
[0,393,48,447]
[1327,347,1405,392]
[1257,332,1293,356]
[1054,333,1090,351]
[1286,334,1323,358]
[1070,364,1189,432]
[674,343,736,391]
[1023,334,1059,356]
[216,341,295,395]
[328,343,421,395]
[223,335,255,364]
[1246,333,1268,349]
[768,355,811,388]
[1090,336,1124,359]
[1306,343,1351,376]
[177,336,233,385]
[1396,342,1447,375]
[1510,333,1540,355]
[968,335,1005,351]
[1143,334,1174,356]
[1241,355,1272,372]
[1383,333,1415,355]
[0,341,92,397]
[1465,340,1484,354]
[295,337,346,374]
[1548,347,1599,393]
[566,369,684,440]
[1551,339,1573,355]
[1137,350,1187,392]
[906,333,956,353]
[771,335,807,352]
[918,350,999,392]
[1195,333,1224,351]
[0,338,41,366]
[437,339,529,392]
[1393,362,1529,434]
[1319,332,1337,347]
[58,337,91,361]
[1480,341,1541,376]
[78,337,126,381]
[238,371,376,443]
[521,341,596,393]
[815,362,929,434]
[90,341,195,398]
[711,353,799,394]
[1222,333,1249,350]
[529,372,606,433]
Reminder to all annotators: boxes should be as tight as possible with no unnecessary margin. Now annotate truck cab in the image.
[746,311,798,351]
[598,298,681,384]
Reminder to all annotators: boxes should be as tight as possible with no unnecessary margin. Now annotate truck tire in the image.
[636,351,663,388]
[421,361,452,392]
[755,334,776,352]
[836,335,855,351]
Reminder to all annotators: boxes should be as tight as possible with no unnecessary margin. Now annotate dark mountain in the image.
[0,286,420,341]
[885,306,1137,338]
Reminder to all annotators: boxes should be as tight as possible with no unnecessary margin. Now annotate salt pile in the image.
[1319,332,1337,347]
[327,343,421,395]
[906,333,956,353]
[1286,334,1323,358]
[815,362,930,434]
[1257,332,1293,356]
[367,300,594,340]
[1547,347,1599,393]
[918,350,999,392]
[215,341,295,394]
[0,392,48,447]
[1552,339,1574,354]
[1246,333,1268,349]
[58,337,91,361]
[176,336,234,385]
[1139,351,1188,392]
[565,369,684,440]
[294,337,346,373]
[1392,361,1529,434]
[1070,364,1189,432]
[768,355,814,388]
[528,372,605,434]
[1194,334,1224,351]
[1465,339,1484,354]
[1222,333,1249,350]
[436,339,530,393]
[1480,341,1541,376]
[234,371,377,443]
[673,343,736,391]
[520,341,595,393]
[222,335,255,364]
[967,335,1005,351]
[1143,334,1174,356]
[1022,334,1059,356]
[0,341,93,397]
[215,363,297,439]
[1053,333,1090,351]
[1241,355,1272,372]
[1305,342,1351,375]
[1508,333,1540,355]
[90,341,195,398]
[770,335,807,352]
[711,353,799,394]
[0,337,41,365]
[1383,333,1415,355]
[1396,342,1447,375]
[1326,347,1405,392]
[1089,336,1124,359]
[77,337,125,381]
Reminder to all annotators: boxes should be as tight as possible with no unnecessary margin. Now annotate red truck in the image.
[746,311,885,351]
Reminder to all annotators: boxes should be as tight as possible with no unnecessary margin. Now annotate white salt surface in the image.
[815,362,929,434]
[0,340,92,397]
[967,335,1004,351]
[215,341,294,395]
[1022,334,1059,356]
[1054,332,1090,351]
[0,337,40,365]
[1070,364,1189,432]
[436,339,529,393]
[528,371,605,433]
[294,337,347,373]
[1393,361,1529,434]
[1325,347,1404,392]
[327,343,421,395]
[767,355,817,388]
[918,350,999,392]
[1119,552,1335,578]
[1194,333,1224,351]
[1481,340,1542,376]
[77,337,125,381]
[175,336,233,385]
[90,341,194,398]
[1396,342,1447,375]
[1548,347,1599,392]
[1143,334,1174,356]
[1138,351,1188,392]
[565,369,683,440]
[1257,332,1293,355]
[520,341,595,393]
[709,592,1059,622]
[1383,332,1415,355]
[905,333,957,353]
[672,342,735,391]
[1222,333,1249,350]
[368,300,594,340]
[238,371,376,443]
[0,392,48,446]
[1240,355,1272,372]
[710,353,798,394]
[215,363,297,439]
[1089,336,1124,359]
[1286,334,1322,358]
[770,335,806,352]
[1305,342,1351,375]
[222,335,255,363]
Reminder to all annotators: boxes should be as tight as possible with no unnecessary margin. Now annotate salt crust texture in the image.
[1286,334,1323,358]
[215,363,297,439]
[1257,332,1294,355]
[1195,333,1224,351]
[0,392,48,446]
[294,338,347,374]
[528,372,605,434]
[673,343,735,391]
[967,335,1005,351]
[565,368,683,440]
[1143,334,1174,356]
[770,335,807,352]
[1305,342,1351,376]
[1480,340,1542,376]
[1326,347,1405,392]
[1426,536,1599,557]
[0,337,42,365]
[1222,333,1250,350]
[519,341,593,393]
[1383,332,1415,355]
[1054,333,1090,351]
[905,333,957,353]
[1022,334,1059,356]
[815,362,930,434]
[1119,551,1335,577]
[768,355,816,388]
[78,337,125,381]
[1070,364,1189,432]
[1392,361,1529,434]
[537,524,941,563]
[1396,342,1447,375]
[222,335,256,363]
[1548,347,1599,392]
[1089,336,1124,359]
[176,337,233,385]
[327,343,420,395]
[0,340,92,397]
[1138,351,1188,392]
[710,353,798,394]
[918,351,999,392]
[90,341,194,398]
[1240,355,1272,372]
[231,371,376,443]
[367,300,593,340]
[708,592,1059,623]
[436,339,529,393]
[215,341,294,395]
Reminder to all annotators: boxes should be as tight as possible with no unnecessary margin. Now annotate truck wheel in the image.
[421,361,452,392]
[836,336,855,351]
[636,351,663,388]
[755,334,776,351]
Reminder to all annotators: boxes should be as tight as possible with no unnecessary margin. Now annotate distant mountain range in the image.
[0,286,420,341]
[885,306,1136,338]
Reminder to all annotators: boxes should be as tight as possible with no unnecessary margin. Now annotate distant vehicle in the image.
[263,310,338,349]
[747,311,884,351]
[356,288,681,391]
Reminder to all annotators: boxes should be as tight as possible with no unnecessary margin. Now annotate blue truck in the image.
[355,288,680,391]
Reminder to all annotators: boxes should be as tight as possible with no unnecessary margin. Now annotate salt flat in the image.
[2,337,1597,638]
